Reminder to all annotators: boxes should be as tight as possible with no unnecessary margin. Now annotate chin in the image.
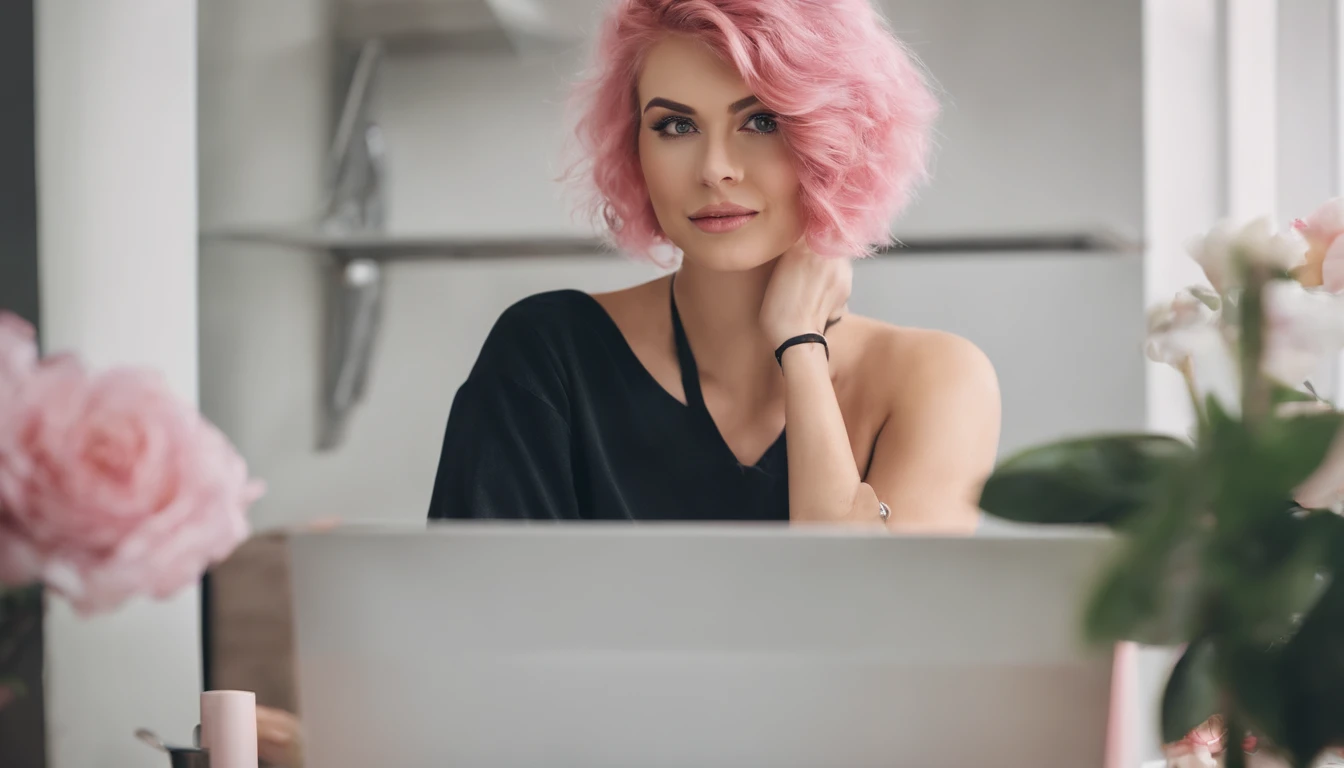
[671,231,790,273]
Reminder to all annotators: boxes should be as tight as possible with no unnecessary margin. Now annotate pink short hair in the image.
[565,0,940,260]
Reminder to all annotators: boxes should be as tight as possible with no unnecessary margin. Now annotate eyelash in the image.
[649,112,780,139]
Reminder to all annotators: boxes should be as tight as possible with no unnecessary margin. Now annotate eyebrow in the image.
[642,95,762,115]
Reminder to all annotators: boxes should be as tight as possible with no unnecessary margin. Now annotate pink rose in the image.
[0,335,263,615]
[1293,197,1344,292]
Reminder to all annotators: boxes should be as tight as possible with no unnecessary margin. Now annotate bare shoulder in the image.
[838,317,1000,529]
[838,313,999,443]
[837,315,1000,408]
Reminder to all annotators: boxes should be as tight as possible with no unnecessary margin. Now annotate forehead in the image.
[636,34,752,108]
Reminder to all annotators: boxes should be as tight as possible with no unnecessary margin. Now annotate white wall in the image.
[197,0,335,534]
[36,2,200,766]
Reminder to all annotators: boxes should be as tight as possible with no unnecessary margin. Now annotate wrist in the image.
[775,335,828,369]
[766,323,823,351]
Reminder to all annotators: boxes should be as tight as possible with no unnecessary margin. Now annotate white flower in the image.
[1146,288,1241,412]
[1275,399,1335,419]
[1241,216,1310,271]
[1263,279,1344,387]
[1188,217,1307,293]
[1146,289,1220,366]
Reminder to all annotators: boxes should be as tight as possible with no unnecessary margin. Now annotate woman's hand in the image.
[759,238,853,350]
[256,705,303,767]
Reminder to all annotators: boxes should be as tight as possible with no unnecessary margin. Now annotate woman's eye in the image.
[747,114,778,133]
[654,117,697,137]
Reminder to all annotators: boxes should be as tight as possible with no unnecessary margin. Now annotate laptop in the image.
[287,522,1128,768]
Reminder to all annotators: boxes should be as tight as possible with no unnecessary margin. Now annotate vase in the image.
[0,585,45,768]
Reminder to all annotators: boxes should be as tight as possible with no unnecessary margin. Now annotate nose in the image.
[698,134,743,188]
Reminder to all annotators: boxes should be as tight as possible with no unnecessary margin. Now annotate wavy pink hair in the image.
[564,0,940,261]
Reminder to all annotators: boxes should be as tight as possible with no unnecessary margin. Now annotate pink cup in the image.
[199,690,258,768]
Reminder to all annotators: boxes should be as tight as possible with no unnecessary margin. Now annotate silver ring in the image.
[877,501,891,522]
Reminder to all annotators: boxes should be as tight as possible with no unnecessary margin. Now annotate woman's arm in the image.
[857,331,1000,532]
[763,241,1000,530]
[780,328,999,531]
[777,341,866,522]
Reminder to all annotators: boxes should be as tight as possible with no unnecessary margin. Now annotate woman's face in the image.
[636,35,805,271]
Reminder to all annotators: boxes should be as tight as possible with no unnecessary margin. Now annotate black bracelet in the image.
[774,333,828,368]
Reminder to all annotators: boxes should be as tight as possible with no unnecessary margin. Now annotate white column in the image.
[35,2,201,767]
[1142,0,1223,437]
[1277,0,1339,396]
[1226,0,1279,222]
[1277,0,1336,221]
[1337,1,1344,195]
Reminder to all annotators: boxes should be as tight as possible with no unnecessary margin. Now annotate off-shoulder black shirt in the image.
[428,288,789,521]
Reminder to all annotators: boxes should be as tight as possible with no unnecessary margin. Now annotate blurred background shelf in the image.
[200,228,1142,261]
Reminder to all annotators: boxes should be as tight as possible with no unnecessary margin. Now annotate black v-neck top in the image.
[428,287,789,521]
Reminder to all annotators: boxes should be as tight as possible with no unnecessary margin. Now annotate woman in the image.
[259,4,1002,761]
[427,0,1001,530]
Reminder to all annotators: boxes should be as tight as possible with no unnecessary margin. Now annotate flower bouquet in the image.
[0,312,262,710]
[978,199,1344,767]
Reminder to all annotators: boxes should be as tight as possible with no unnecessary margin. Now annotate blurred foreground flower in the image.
[1189,217,1306,294]
[1293,198,1344,292]
[0,310,262,614]
[979,200,1344,766]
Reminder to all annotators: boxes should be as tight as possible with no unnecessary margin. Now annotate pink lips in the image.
[689,202,758,234]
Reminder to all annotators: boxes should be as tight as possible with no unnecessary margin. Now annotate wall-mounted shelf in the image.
[201,228,1142,261]
[204,222,1138,452]
[201,229,613,260]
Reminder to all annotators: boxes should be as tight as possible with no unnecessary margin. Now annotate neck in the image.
[672,258,779,390]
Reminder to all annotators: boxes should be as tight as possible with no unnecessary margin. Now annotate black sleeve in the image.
[427,298,581,520]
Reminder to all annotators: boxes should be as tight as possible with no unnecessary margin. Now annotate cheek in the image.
[754,150,805,236]
[756,146,801,205]
[638,138,684,212]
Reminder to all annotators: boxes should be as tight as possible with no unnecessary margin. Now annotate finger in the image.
[825,303,849,330]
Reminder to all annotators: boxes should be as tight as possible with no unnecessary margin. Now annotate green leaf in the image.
[1083,471,1206,645]
[1207,402,1343,526]
[1272,513,1344,764]
[1222,643,1287,750]
[1085,533,1204,645]
[1259,411,1344,494]
[979,434,1195,527]
[1271,384,1321,406]
[1162,638,1221,744]
[1279,580,1344,763]
[1211,511,1333,647]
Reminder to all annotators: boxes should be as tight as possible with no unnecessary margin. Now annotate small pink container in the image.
[199,690,258,768]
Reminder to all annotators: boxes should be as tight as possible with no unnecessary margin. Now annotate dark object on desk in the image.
[169,747,212,768]
[0,585,45,768]
[204,532,300,717]
[137,727,212,768]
